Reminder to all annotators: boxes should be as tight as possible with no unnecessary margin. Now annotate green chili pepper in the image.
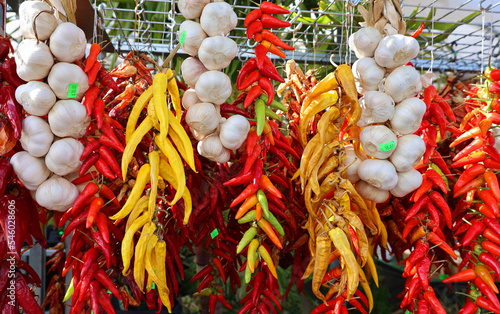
[257,189,271,220]
[238,210,257,224]
[63,278,74,302]
[255,99,266,135]
[260,94,288,112]
[266,211,285,236]
[236,226,258,254]
[265,107,282,121]
[245,260,252,283]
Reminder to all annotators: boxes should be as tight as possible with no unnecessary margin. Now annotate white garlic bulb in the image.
[390,97,427,134]
[352,58,386,95]
[200,2,237,36]
[357,159,398,191]
[384,65,422,103]
[342,145,362,183]
[374,35,420,69]
[10,151,51,191]
[390,169,423,197]
[48,100,90,138]
[19,1,58,40]
[177,0,210,19]
[15,81,56,116]
[20,116,54,157]
[198,36,238,70]
[348,27,383,58]
[182,89,201,110]
[355,180,391,203]
[45,138,84,176]
[35,176,80,212]
[389,134,426,172]
[357,91,395,127]
[360,125,397,159]
[49,22,87,62]
[195,71,232,105]
[181,57,208,88]
[14,39,54,81]
[178,21,207,56]
[47,62,89,101]
[186,102,221,135]
[197,133,230,163]
[219,115,250,150]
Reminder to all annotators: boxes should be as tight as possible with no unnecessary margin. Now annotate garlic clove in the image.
[219,115,250,150]
[390,169,423,197]
[355,180,390,203]
[348,27,383,59]
[47,62,89,101]
[182,89,201,110]
[357,91,395,127]
[48,99,91,138]
[15,39,54,81]
[178,0,210,20]
[19,1,58,40]
[186,102,220,135]
[384,65,422,103]
[45,138,84,176]
[195,70,232,105]
[198,36,238,71]
[357,159,398,191]
[389,134,426,172]
[200,2,237,36]
[181,57,208,88]
[178,21,207,57]
[10,151,51,191]
[374,35,420,69]
[15,81,57,116]
[35,176,80,212]
[390,97,427,135]
[352,58,386,95]
[359,125,397,159]
[49,22,86,63]
[197,133,230,163]
[20,116,54,157]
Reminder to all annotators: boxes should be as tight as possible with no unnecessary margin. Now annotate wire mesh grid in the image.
[97,0,500,72]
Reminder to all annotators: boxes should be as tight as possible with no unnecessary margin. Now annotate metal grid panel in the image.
[98,0,500,72]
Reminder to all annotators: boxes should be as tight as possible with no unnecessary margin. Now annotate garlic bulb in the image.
[348,27,383,58]
[390,169,423,197]
[48,99,90,138]
[355,180,390,203]
[19,1,58,40]
[49,22,86,63]
[342,145,362,183]
[186,102,220,135]
[14,39,54,81]
[360,125,397,159]
[219,115,250,150]
[357,159,398,191]
[390,97,427,134]
[374,35,420,69]
[15,81,56,116]
[384,66,422,103]
[45,138,84,176]
[181,57,208,88]
[195,71,232,105]
[357,91,395,127]
[178,21,207,56]
[200,2,237,36]
[197,133,230,163]
[182,89,201,110]
[20,116,54,157]
[389,134,425,172]
[10,151,50,191]
[178,0,210,20]
[198,36,238,70]
[47,62,89,100]
[352,58,385,95]
[35,176,79,212]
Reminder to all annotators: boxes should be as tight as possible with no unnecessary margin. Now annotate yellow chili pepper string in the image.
[122,213,150,275]
[111,164,151,220]
[133,222,157,292]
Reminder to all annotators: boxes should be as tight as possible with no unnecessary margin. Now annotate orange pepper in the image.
[260,40,286,58]
[259,175,282,199]
[257,219,283,249]
[235,194,259,219]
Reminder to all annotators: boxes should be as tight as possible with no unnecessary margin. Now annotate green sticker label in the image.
[180,30,186,47]
[152,282,155,289]
[405,311,413,314]
[439,274,449,280]
[380,141,395,152]
[211,229,219,239]
[67,83,78,98]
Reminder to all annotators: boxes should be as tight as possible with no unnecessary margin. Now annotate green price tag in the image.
[67,83,78,98]
[405,310,413,314]
[439,274,449,280]
[152,282,155,289]
[180,30,186,47]
[380,140,395,152]
[211,229,219,239]
[107,290,111,294]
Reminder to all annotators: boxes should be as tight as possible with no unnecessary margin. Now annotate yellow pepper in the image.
[309,142,338,195]
[111,164,151,220]
[247,239,259,273]
[134,222,157,291]
[165,69,182,122]
[328,227,359,300]
[167,109,196,171]
[152,72,170,138]
[258,245,278,279]
[126,86,153,143]
[126,195,148,232]
[155,136,186,204]
[339,179,378,232]
[358,266,374,313]
[317,156,339,182]
[299,91,339,147]
[301,72,338,114]
[122,117,153,179]
[154,240,173,313]
[158,157,192,224]
[336,64,360,128]
[365,254,379,288]
[147,99,160,131]
[122,212,150,275]
[148,151,160,220]
[312,233,331,302]
[62,278,74,302]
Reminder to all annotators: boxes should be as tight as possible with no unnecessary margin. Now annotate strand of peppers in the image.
[445,68,500,314]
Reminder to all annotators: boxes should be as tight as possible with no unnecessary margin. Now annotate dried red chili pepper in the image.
[237,58,259,89]
[244,8,263,27]
[244,85,263,109]
[462,219,485,247]
[260,14,291,28]
[1,58,26,88]
[459,301,478,314]
[441,269,476,283]
[247,20,264,39]
[477,189,499,216]
[258,55,285,83]
[0,85,22,138]
[404,195,430,222]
